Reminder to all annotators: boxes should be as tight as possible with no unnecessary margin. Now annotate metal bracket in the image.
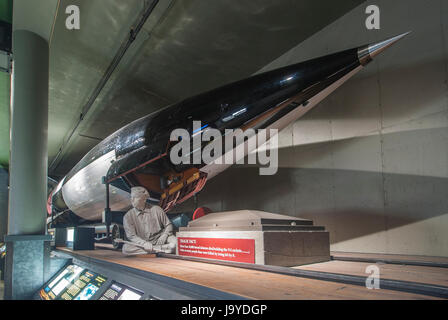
[102,176,125,238]
[102,208,125,226]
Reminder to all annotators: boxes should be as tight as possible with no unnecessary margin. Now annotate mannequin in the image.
[122,186,176,255]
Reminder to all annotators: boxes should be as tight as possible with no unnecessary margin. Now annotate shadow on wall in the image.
[181,166,447,236]
[172,126,448,256]
[283,56,448,149]
[175,166,448,254]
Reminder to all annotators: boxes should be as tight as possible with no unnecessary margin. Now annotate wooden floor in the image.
[295,261,448,287]
[331,251,448,264]
[57,246,447,300]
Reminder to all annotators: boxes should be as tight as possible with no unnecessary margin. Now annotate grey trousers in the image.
[122,235,177,255]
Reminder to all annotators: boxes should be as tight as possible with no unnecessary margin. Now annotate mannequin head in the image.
[130,186,149,211]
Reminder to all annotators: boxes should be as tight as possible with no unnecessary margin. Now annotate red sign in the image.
[177,237,255,264]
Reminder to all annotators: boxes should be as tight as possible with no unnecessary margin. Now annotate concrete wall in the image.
[0,167,8,240]
[175,0,448,257]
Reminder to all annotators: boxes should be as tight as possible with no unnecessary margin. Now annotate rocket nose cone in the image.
[368,31,411,58]
[358,31,411,65]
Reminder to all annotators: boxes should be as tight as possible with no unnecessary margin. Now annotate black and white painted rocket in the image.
[49,33,409,226]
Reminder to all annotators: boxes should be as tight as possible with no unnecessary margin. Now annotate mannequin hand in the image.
[156,234,169,245]
[143,242,153,252]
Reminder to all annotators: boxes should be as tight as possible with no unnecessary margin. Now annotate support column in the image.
[4,29,50,300]
[0,168,8,281]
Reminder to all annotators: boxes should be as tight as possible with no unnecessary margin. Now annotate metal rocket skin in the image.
[49,33,409,224]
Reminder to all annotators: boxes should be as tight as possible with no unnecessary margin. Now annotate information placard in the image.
[38,264,107,300]
[178,237,255,263]
[71,270,107,300]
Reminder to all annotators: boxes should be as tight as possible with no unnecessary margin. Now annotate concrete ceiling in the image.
[0,0,365,176]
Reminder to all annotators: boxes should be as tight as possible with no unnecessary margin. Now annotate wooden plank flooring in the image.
[331,251,448,264]
[57,247,444,300]
[295,260,448,287]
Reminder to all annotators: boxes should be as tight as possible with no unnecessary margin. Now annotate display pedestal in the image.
[176,210,330,267]
[4,234,52,300]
